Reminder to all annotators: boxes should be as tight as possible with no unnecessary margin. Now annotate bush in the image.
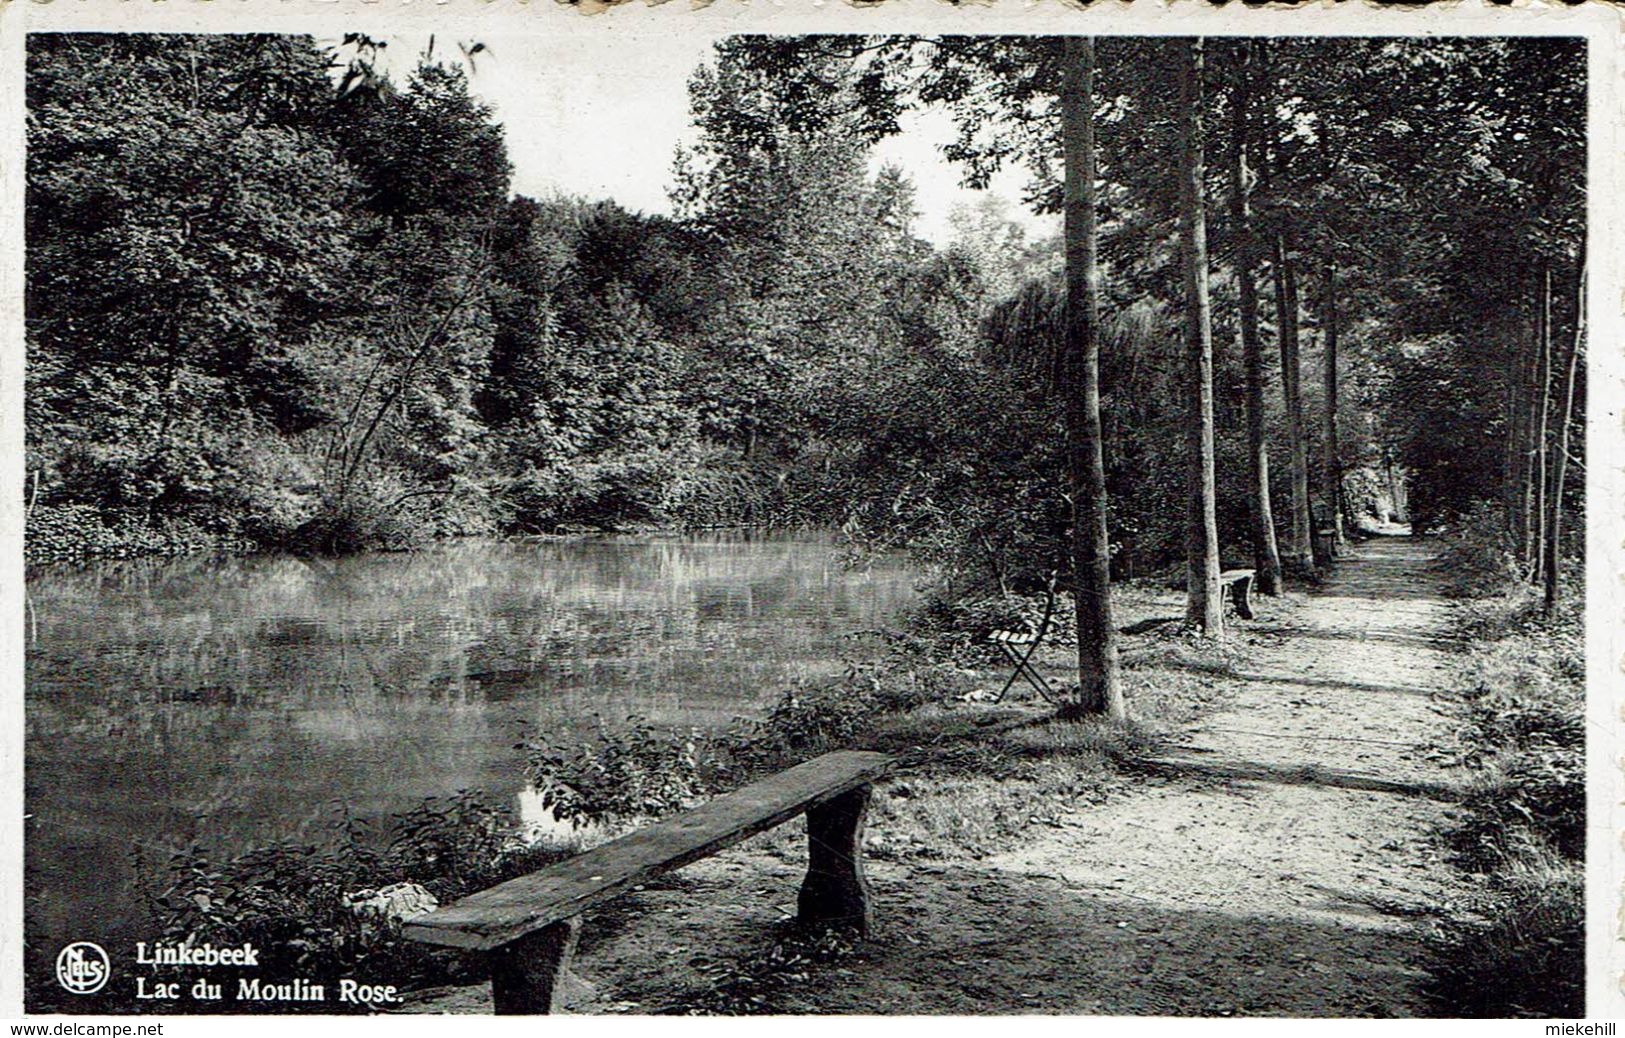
[294,478,437,555]
[752,658,962,756]
[501,451,697,533]
[1434,501,1521,598]
[1427,860,1583,1017]
[521,657,966,826]
[667,445,786,527]
[216,439,322,546]
[757,682,881,753]
[25,503,236,567]
[521,716,722,825]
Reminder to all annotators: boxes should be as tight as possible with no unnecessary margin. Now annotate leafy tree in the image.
[27,34,355,537]
[1058,37,1124,714]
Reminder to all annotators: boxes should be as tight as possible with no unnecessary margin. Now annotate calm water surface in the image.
[24,532,918,950]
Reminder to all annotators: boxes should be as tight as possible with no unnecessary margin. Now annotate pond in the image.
[24,532,920,955]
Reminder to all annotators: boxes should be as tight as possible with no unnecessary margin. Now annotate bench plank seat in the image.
[405,750,892,953]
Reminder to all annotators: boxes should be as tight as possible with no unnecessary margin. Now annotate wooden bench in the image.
[1218,568,1256,620]
[403,750,893,1014]
[1313,526,1338,564]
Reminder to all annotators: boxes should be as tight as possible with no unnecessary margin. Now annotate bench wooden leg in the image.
[489,916,582,1015]
[798,784,873,934]
[1233,574,1255,620]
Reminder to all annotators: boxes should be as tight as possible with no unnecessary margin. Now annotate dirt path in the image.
[419,535,1469,1016]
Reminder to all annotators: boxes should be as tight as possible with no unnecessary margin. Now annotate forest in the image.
[23,31,1587,1018]
[26,34,1582,585]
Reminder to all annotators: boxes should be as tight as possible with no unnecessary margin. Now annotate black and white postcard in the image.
[2,0,1620,1025]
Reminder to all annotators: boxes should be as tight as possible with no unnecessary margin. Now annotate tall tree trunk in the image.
[1518,275,1543,572]
[1383,453,1403,522]
[1503,318,1529,550]
[1321,258,1344,554]
[1057,35,1123,720]
[1544,256,1583,613]
[1259,39,1314,577]
[1180,39,1223,637]
[1271,236,1315,577]
[1229,40,1282,596]
[1530,263,1553,584]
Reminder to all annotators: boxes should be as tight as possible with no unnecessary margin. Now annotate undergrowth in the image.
[1426,515,1584,1019]
[1428,853,1584,1018]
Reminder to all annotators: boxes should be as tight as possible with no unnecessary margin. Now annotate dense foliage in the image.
[24,35,1017,568]
[27,35,1584,602]
[645,36,1587,597]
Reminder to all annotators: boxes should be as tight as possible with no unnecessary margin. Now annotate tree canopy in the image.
[27,32,1585,620]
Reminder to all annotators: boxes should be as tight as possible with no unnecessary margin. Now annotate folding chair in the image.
[988,572,1060,704]
[990,629,1053,702]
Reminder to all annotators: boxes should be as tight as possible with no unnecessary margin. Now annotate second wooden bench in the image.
[1219,567,1257,620]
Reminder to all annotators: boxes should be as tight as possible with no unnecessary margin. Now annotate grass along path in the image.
[413,535,1470,1016]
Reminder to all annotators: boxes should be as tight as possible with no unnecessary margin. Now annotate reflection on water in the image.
[25,532,917,949]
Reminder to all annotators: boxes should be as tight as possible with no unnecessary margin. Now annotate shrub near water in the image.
[521,658,961,826]
[25,504,248,567]
[522,716,719,825]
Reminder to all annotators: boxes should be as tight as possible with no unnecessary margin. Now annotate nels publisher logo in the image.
[55,942,110,995]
